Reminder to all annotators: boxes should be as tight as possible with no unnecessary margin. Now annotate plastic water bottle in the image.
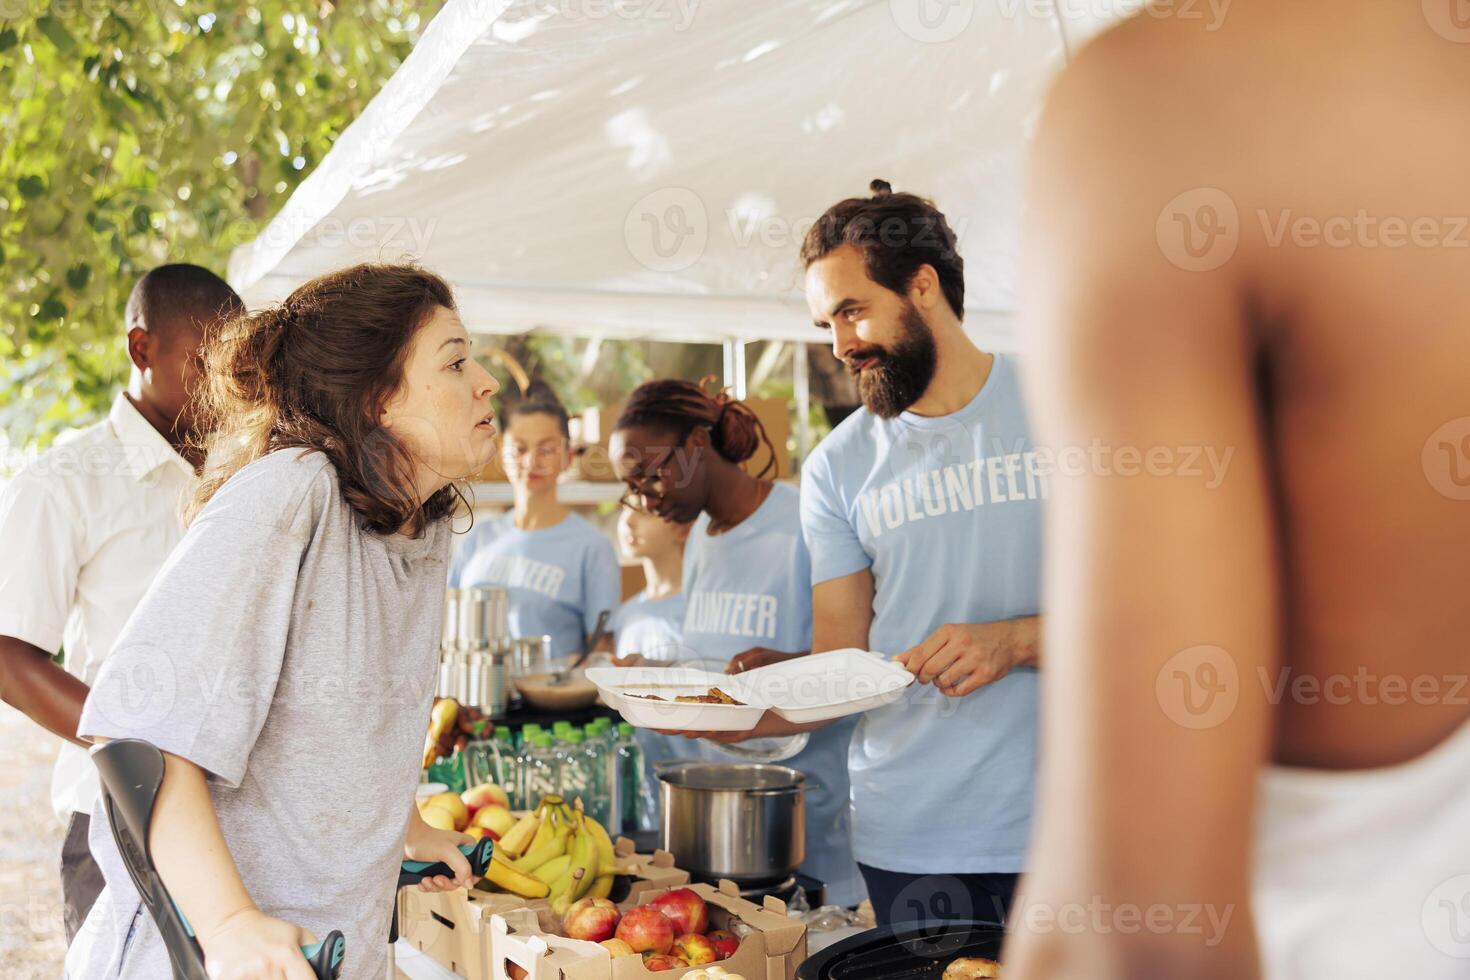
[579,725,611,827]
[612,723,649,835]
[522,733,560,809]
[492,728,519,809]
[514,727,540,808]
[594,720,620,822]
[559,730,594,807]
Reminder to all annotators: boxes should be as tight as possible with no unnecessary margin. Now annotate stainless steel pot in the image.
[658,762,805,883]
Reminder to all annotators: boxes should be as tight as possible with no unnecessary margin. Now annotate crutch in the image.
[92,739,345,980]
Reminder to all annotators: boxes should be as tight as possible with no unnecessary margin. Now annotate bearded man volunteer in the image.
[709,181,1044,927]
[0,264,242,941]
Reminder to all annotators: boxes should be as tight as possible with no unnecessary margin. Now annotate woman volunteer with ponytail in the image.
[609,379,865,907]
[69,264,497,980]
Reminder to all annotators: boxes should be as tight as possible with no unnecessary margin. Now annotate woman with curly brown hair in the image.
[608,379,865,908]
[68,263,499,980]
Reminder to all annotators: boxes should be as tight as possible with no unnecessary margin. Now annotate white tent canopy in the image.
[228,0,1123,350]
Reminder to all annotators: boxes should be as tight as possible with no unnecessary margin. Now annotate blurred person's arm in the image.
[0,635,89,745]
[1005,25,1272,980]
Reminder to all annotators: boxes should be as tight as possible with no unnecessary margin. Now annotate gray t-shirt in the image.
[67,448,451,980]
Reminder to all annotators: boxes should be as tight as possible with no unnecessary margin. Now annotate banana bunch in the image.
[480,795,619,911]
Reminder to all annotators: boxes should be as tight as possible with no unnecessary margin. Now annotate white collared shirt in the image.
[0,393,195,822]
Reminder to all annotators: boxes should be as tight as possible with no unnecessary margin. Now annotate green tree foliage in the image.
[0,1,444,453]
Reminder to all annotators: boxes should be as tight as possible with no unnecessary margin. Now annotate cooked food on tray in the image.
[629,687,746,705]
[942,956,1002,979]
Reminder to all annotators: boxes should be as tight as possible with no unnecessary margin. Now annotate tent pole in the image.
[723,339,748,400]
[794,342,811,467]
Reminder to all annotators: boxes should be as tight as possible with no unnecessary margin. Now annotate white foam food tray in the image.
[586,649,914,731]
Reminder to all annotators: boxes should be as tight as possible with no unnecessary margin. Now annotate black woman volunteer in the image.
[609,380,864,907]
[451,383,619,662]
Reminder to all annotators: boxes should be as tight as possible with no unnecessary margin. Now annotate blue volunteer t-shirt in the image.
[681,483,811,665]
[800,352,1044,875]
[610,590,687,661]
[450,512,620,661]
[680,483,864,907]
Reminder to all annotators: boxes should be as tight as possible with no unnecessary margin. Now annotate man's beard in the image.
[848,304,938,419]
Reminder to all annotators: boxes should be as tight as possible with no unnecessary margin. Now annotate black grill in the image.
[798,921,1005,980]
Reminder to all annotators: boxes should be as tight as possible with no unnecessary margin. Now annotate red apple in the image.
[563,897,620,943]
[707,929,739,959]
[614,905,674,955]
[640,953,686,972]
[599,938,636,958]
[460,782,510,817]
[672,932,717,965]
[650,888,709,936]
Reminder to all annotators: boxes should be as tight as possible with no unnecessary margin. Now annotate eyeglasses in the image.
[618,443,678,514]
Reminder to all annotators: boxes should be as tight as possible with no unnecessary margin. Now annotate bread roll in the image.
[942,956,1002,979]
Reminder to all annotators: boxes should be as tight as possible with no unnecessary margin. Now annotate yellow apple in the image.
[420,806,459,832]
[425,792,469,830]
[599,938,636,958]
[464,826,489,841]
[471,804,516,838]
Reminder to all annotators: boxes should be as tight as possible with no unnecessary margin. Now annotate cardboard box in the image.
[399,840,689,978]
[740,398,792,480]
[571,403,625,482]
[486,881,807,980]
[619,563,646,604]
